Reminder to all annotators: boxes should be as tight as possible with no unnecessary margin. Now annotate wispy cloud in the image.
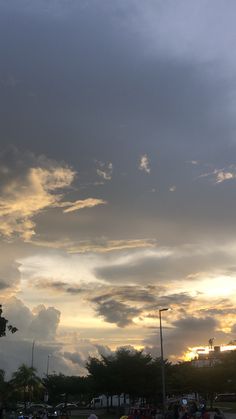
[139,154,151,174]
[96,161,113,180]
[30,238,157,253]
[60,198,107,213]
[0,149,109,240]
[199,166,236,184]
[186,160,199,165]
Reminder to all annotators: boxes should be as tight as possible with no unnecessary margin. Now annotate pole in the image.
[159,308,170,415]
[31,340,35,368]
[46,355,51,376]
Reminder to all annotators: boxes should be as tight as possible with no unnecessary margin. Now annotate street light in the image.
[31,340,35,368]
[46,354,51,376]
[159,308,171,414]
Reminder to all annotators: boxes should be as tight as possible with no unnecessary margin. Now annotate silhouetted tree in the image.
[0,305,18,337]
[11,364,42,410]
[43,373,91,405]
[87,348,163,405]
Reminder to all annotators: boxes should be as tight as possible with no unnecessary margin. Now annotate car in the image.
[55,403,78,411]
[29,404,53,410]
[215,393,236,402]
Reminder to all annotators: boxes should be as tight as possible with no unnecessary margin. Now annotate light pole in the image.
[31,340,35,368]
[159,308,170,415]
[46,354,51,376]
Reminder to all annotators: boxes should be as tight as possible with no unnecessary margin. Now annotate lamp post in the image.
[31,340,35,368]
[159,308,170,414]
[46,354,51,376]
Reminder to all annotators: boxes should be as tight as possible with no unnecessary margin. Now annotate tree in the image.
[11,364,42,409]
[86,348,161,406]
[43,374,92,405]
[0,305,18,337]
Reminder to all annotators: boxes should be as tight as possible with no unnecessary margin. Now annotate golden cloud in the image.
[61,198,107,213]
[0,162,75,240]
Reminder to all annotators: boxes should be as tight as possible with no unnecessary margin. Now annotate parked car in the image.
[215,393,236,402]
[55,403,78,411]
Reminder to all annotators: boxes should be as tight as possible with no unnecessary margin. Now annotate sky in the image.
[1,0,236,378]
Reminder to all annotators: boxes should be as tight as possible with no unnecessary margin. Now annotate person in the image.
[214,408,225,419]
[42,410,48,419]
[173,404,179,419]
[155,409,163,419]
[88,414,98,419]
[202,409,210,419]
[178,406,188,419]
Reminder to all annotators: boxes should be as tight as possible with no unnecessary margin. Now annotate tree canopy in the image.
[0,305,18,337]
[0,348,236,407]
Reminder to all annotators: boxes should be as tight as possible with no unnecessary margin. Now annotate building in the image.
[190,344,236,367]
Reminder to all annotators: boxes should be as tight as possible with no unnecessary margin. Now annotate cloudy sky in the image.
[1,0,236,377]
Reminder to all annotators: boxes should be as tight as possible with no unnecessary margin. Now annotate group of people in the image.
[121,403,226,419]
[167,402,225,419]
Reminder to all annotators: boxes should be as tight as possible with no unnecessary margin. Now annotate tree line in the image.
[1,348,236,408]
[1,307,236,407]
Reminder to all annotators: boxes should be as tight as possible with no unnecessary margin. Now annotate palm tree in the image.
[11,364,42,409]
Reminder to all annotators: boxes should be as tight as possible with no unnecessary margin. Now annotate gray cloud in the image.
[63,351,85,367]
[94,344,114,357]
[0,281,10,289]
[91,295,142,327]
[0,255,21,290]
[199,307,236,316]
[144,315,228,359]
[4,297,60,341]
[0,3,234,249]
[35,279,85,295]
[95,247,235,284]
[106,285,159,304]
[231,324,236,334]
[28,306,61,340]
